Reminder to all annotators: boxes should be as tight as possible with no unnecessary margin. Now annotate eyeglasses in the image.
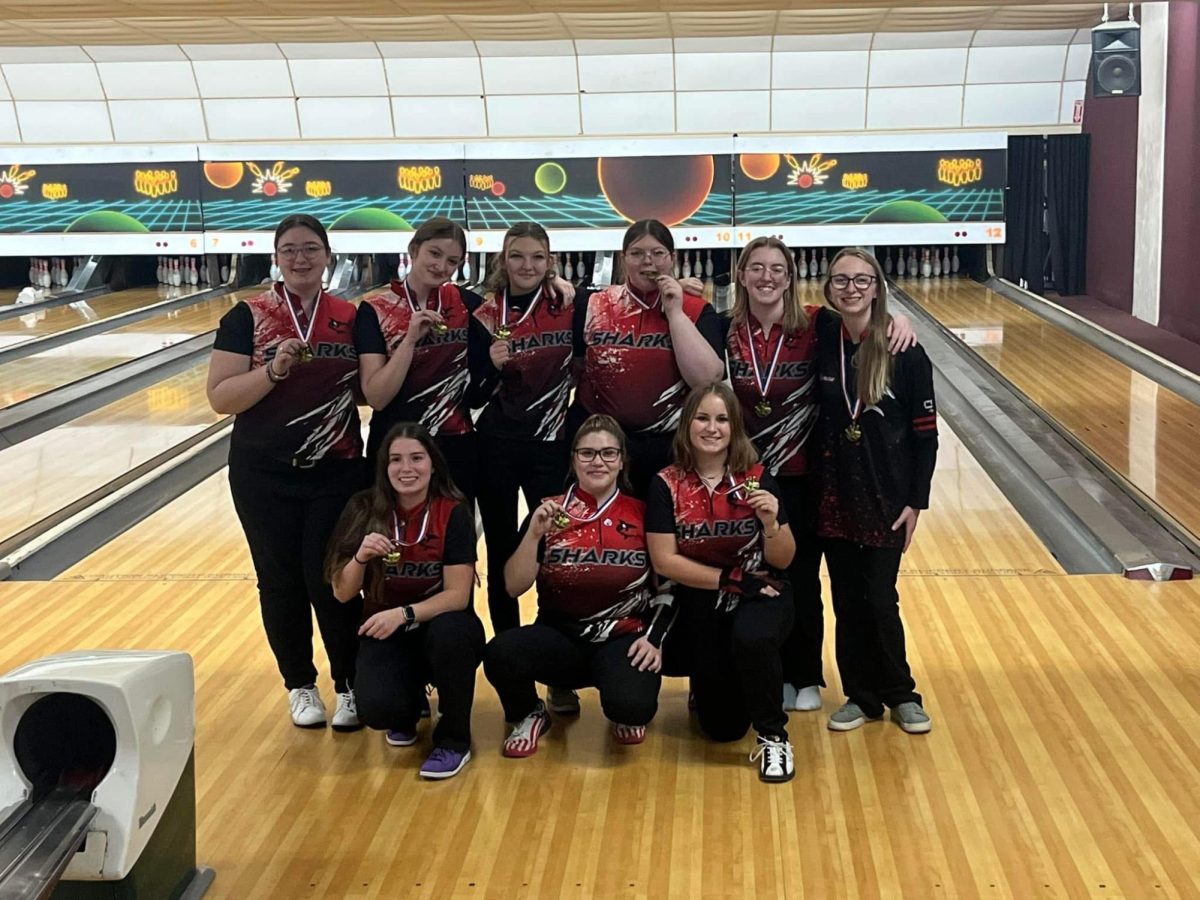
[276,244,325,261]
[626,249,671,262]
[574,447,621,462]
[830,274,879,290]
[745,263,788,277]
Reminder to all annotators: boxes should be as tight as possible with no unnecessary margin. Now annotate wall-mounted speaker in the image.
[1092,21,1141,97]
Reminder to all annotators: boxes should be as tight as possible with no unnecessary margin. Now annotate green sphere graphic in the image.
[534,162,568,195]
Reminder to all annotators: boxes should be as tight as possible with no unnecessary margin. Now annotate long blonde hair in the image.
[822,247,892,407]
[482,221,555,297]
[671,383,760,475]
[730,236,809,334]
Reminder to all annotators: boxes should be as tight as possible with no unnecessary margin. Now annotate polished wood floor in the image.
[0,290,245,409]
[3,569,1197,898]
[897,276,1200,544]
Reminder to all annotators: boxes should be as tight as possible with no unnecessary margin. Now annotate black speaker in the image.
[1092,22,1141,97]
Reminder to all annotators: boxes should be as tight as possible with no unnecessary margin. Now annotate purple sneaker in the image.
[419,746,471,779]
[385,729,417,747]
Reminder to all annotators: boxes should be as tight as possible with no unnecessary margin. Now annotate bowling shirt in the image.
[573,285,725,435]
[470,285,575,441]
[726,306,823,477]
[332,494,476,619]
[214,283,363,466]
[814,313,938,549]
[521,489,674,645]
[355,281,483,451]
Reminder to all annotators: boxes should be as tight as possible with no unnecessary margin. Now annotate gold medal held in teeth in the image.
[552,511,571,530]
[844,423,863,442]
[754,399,772,417]
[383,549,402,565]
[295,344,314,364]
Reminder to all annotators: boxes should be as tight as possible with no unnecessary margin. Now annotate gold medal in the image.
[743,476,760,493]
[295,344,314,364]
[754,399,772,417]
[432,321,449,335]
[495,325,512,341]
[844,423,862,442]
[552,511,571,530]
[383,549,403,565]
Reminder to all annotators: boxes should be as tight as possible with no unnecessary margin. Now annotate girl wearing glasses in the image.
[207,214,364,732]
[470,222,576,634]
[571,219,725,498]
[727,238,915,717]
[483,415,672,756]
[326,422,485,779]
[817,248,937,736]
[646,383,798,783]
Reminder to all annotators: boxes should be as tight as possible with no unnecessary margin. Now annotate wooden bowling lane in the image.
[0,290,245,410]
[3,569,1200,897]
[0,361,221,545]
[0,284,206,350]
[898,276,1200,545]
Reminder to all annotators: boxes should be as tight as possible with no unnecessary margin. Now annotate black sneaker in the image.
[750,734,795,783]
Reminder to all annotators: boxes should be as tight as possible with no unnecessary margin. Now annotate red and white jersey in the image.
[356,280,473,437]
[373,495,476,617]
[214,283,362,465]
[726,308,820,477]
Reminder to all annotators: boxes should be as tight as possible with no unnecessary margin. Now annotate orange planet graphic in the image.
[598,155,714,226]
[204,161,245,190]
[739,154,780,181]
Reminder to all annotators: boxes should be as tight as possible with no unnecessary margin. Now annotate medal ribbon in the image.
[500,285,543,333]
[839,329,863,426]
[622,281,660,311]
[745,320,785,403]
[399,279,445,318]
[280,283,319,346]
[560,485,621,525]
[392,503,432,548]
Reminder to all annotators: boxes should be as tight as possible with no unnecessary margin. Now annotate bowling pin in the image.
[952,246,961,273]
[682,252,692,280]
[220,259,230,283]
[943,247,951,276]
[41,260,51,288]
[909,247,919,274]
[462,254,472,283]
[564,254,574,281]
[704,249,714,278]
[932,249,942,278]
[172,259,183,287]
[883,247,893,275]
[27,258,35,286]
[798,249,808,279]
[819,248,829,276]
[895,247,905,277]
[808,250,818,279]
[921,249,932,279]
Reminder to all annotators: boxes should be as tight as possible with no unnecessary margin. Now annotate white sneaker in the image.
[795,685,822,711]
[750,734,795,783]
[331,690,362,732]
[288,686,326,728]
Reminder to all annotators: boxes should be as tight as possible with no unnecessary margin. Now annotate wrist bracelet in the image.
[353,554,367,565]
[266,361,288,383]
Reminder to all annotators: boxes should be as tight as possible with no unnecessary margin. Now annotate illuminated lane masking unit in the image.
[0,651,213,898]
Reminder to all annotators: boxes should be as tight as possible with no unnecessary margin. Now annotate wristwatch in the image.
[402,605,416,628]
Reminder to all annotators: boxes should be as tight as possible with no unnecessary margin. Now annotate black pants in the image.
[483,624,660,726]
[823,538,920,716]
[367,425,478,509]
[664,586,794,741]
[777,475,826,688]
[355,608,485,752]
[228,456,363,693]
[476,434,569,633]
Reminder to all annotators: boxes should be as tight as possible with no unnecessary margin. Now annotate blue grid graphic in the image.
[0,198,202,233]
[200,195,465,231]
[466,193,733,229]
[735,188,1004,225]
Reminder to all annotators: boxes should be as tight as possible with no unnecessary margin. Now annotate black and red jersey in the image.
[525,489,671,643]
[368,495,476,617]
[573,285,725,435]
[727,306,822,477]
[214,284,362,465]
[814,313,938,548]
[355,280,480,451]
[471,286,574,441]
[646,463,789,611]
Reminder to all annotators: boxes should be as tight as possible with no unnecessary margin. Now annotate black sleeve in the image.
[466,315,501,408]
[758,472,789,527]
[353,300,387,355]
[572,289,593,358]
[213,302,254,355]
[460,287,484,313]
[644,474,677,534]
[443,503,479,566]
[694,304,728,372]
[903,347,939,510]
[514,512,546,564]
